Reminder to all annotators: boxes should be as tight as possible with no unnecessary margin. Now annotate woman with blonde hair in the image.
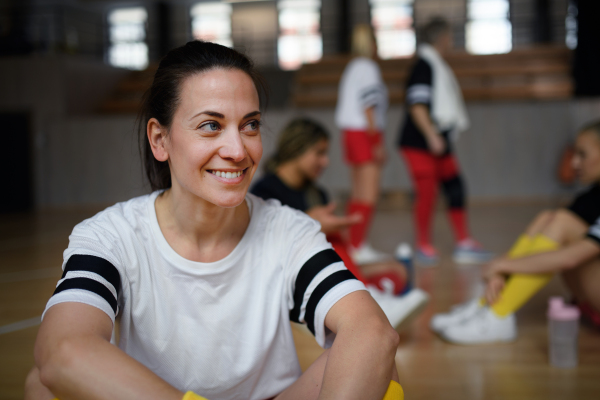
[335,24,389,265]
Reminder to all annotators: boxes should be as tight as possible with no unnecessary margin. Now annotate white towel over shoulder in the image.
[418,44,469,139]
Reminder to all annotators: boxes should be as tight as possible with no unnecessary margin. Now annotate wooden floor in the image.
[1,203,599,399]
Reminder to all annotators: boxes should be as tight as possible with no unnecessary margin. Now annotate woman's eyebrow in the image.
[189,110,261,121]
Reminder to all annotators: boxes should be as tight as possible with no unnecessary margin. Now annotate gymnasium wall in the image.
[34,99,600,207]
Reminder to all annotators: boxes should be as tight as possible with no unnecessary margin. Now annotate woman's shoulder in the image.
[71,192,156,242]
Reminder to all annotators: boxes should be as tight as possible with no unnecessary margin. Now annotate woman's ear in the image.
[147,118,169,162]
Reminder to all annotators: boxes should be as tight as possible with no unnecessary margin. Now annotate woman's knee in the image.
[543,209,588,244]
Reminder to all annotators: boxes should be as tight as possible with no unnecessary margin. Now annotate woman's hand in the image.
[307,203,362,235]
[426,134,446,156]
[372,143,387,166]
[484,273,506,305]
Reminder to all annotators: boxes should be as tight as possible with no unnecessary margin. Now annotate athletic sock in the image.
[491,234,559,317]
[507,234,535,258]
[347,201,374,249]
[448,208,470,242]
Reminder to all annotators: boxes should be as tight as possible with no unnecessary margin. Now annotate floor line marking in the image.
[0,316,42,335]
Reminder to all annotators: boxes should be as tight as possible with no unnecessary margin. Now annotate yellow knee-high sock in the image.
[382,381,404,400]
[491,234,559,317]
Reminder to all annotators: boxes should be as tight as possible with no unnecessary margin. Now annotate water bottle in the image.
[547,296,580,368]
[396,243,413,295]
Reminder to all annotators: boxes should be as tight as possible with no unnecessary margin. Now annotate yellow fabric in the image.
[491,234,559,317]
[507,234,534,259]
[382,380,404,400]
[182,391,209,400]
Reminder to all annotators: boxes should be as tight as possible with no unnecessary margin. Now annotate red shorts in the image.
[342,129,383,165]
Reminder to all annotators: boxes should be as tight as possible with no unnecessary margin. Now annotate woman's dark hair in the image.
[265,118,330,173]
[420,17,451,45]
[137,40,268,191]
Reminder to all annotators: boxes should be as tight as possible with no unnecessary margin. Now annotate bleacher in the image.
[293,46,573,107]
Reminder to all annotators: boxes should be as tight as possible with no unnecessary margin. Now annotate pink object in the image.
[548,297,581,321]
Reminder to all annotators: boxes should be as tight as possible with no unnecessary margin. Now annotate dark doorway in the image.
[1,113,33,213]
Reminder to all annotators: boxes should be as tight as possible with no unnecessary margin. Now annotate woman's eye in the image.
[200,122,220,132]
[243,120,261,133]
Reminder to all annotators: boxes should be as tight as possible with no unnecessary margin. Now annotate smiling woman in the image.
[24,41,404,400]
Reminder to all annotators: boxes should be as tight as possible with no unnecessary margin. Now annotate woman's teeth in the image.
[211,170,243,179]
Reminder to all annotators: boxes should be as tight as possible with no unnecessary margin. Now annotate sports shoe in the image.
[453,238,494,265]
[429,298,482,333]
[368,286,430,331]
[350,243,391,265]
[440,306,517,344]
[415,244,439,267]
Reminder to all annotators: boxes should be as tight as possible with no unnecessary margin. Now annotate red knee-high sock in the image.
[413,175,438,248]
[347,201,374,248]
[448,208,470,242]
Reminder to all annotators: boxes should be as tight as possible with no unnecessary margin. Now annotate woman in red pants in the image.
[398,18,491,265]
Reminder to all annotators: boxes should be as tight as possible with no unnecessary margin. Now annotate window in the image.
[277,0,322,70]
[108,7,148,70]
[191,2,233,47]
[370,0,415,59]
[465,0,512,55]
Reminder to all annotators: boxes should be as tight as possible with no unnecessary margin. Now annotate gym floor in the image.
[1,202,599,399]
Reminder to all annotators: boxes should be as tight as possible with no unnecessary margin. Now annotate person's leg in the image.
[348,162,381,249]
[438,155,469,242]
[361,260,408,295]
[400,149,438,250]
[491,209,589,317]
[24,367,55,400]
[327,234,366,282]
[563,257,600,313]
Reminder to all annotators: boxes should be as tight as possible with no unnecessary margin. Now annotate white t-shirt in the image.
[335,57,388,131]
[43,192,365,400]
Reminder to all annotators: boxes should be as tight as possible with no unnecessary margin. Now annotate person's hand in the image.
[307,203,362,234]
[372,143,387,166]
[427,134,446,156]
[484,273,506,305]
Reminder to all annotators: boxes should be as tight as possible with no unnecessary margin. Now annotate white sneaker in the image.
[440,307,517,344]
[368,287,430,331]
[429,298,482,333]
[350,243,391,265]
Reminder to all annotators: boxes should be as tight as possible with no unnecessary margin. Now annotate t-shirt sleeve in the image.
[42,218,125,324]
[405,58,433,106]
[567,185,600,225]
[356,61,386,109]
[282,209,366,348]
[587,217,600,246]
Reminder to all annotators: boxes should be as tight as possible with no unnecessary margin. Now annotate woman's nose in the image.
[219,129,246,162]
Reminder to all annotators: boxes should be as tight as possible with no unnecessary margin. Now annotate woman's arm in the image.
[486,238,600,277]
[35,303,184,400]
[409,104,445,155]
[306,203,362,235]
[319,291,399,400]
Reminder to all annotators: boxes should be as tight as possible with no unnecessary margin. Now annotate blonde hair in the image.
[351,24,375,58]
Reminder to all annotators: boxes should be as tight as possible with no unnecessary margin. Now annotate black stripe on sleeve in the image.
[53,277,118,314]
[61,255,121,293]
[290,249,343,323]
[305,270,356,335]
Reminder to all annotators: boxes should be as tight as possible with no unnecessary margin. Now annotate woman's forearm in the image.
[492,239,600,275]
[364,106,378,134]
[36,304,184,400]
[320,292,399,400]
[409,104,438,141]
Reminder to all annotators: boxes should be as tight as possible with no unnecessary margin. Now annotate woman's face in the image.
[153,68,262,208]
[573,130,600,184]
[295,139,330,182]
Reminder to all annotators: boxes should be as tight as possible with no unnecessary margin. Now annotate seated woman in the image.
[24,42,404,400]
[251,118,429,329]
[430,121,600,344]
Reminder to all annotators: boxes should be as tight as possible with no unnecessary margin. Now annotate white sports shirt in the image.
[335,57,388,131]
[43,192,365,400]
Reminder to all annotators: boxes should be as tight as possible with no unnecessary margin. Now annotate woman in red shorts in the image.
[335,24,389,265]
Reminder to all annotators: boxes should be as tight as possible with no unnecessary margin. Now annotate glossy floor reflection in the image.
[1,203,599,399]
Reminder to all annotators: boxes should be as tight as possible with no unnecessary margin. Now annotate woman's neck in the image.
[276,162,306,190]
[154,186,249,263]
